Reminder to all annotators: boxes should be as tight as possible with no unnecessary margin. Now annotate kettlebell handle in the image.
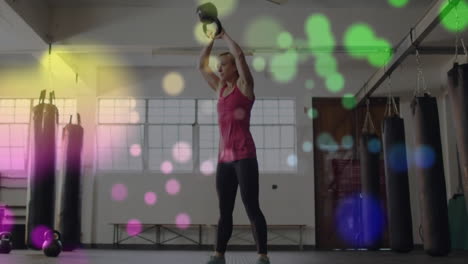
[0,232,12,240]
[44,230,61,241]
[202,18,223,38]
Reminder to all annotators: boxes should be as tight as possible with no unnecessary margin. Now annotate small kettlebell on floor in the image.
[0,232,13,254]
[42,230,63,257]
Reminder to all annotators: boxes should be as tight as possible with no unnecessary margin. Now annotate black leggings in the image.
[215,158,268,254]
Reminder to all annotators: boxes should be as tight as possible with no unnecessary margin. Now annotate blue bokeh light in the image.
[367,138,381,153]
[414,145,436,169]
[387,143,408,172]
[335,193,386,248]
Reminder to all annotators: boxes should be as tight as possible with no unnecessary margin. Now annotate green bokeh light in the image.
[388,0,409,8]
[277,31,294,49]
[315,54,337,78]
[305,14,336,53]
[326,73,345,93]
[253,56,266,72]
[245,16,285,47]
[341,135,354,149]
[440,0,468,32]
[317,133,339,152]
[342,93,357,109]
[368,44,393,67]
[302,141,313,152]
[307,108,318,119]
[344,23,393,67]
[270,49,298,83]
[344,23,377,58]
[295,38,310,63]
[305,79,315,90]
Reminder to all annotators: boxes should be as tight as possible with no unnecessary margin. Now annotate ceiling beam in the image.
[354,0,460,105]
[0,0,51,51]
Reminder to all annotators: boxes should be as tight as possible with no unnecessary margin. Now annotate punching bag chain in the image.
[414,49,427,97]
[362,99,376,134]
[385,75,399,117]
[454,2,468,63]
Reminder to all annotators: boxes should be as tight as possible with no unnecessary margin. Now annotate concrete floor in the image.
[2,249,468,264]
[1,249,468,264]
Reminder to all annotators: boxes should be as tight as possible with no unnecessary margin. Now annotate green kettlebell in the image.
[42,230,62,257]
[0,232,13,254]
[196,2,223,38]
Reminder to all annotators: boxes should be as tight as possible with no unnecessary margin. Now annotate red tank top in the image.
[217,84,256,163]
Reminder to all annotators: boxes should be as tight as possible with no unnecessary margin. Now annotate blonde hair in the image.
[218,52,235,64]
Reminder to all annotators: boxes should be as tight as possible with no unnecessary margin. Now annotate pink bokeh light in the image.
[111,183,128,201]
[144,192,158,206]
[0,204,14,233]
[31,225,52,249]
[130,144,142,157]
[126,219,143,236]
[160,161,174,174]
[175,213,191,230]
[172,142,192,163]
[165,179,181,196]
[200,160,215,176]
[234,108,246,120]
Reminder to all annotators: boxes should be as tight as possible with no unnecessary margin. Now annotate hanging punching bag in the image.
[382,112,414,253]
[57,114,84,251]
[359,106,382,250]
[411,93,450,256]
[26,91,59,249]
[447,62,468,214]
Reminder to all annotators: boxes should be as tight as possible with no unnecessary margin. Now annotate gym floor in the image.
[2,250,468,264]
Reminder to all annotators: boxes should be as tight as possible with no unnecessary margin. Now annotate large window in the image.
[97,98,296,173]
[0,98,77,171]
[0,99,30,171]
[148,99,195,172]
[97,99,145,171]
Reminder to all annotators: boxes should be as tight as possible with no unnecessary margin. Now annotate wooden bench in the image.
[111,223,306,250]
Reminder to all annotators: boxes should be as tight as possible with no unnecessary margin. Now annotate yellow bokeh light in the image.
[208,56,220,72]
[163,72,185,96]
[194,22,213,45]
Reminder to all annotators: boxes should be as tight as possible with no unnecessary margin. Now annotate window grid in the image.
[0,99,31,171]
[98,98,146,124]
[96,98,296,173]
[97,125,144,171]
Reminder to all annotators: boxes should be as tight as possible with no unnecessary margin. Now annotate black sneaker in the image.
[206,255,226,264]
[256,256,270,264]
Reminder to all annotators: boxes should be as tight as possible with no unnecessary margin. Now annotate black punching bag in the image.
[57,114,84,251]
[382,114,414,252]
[447,63,468,214]
[360,132,382,250]
[27,91,59,249]
[411,94,450,256]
